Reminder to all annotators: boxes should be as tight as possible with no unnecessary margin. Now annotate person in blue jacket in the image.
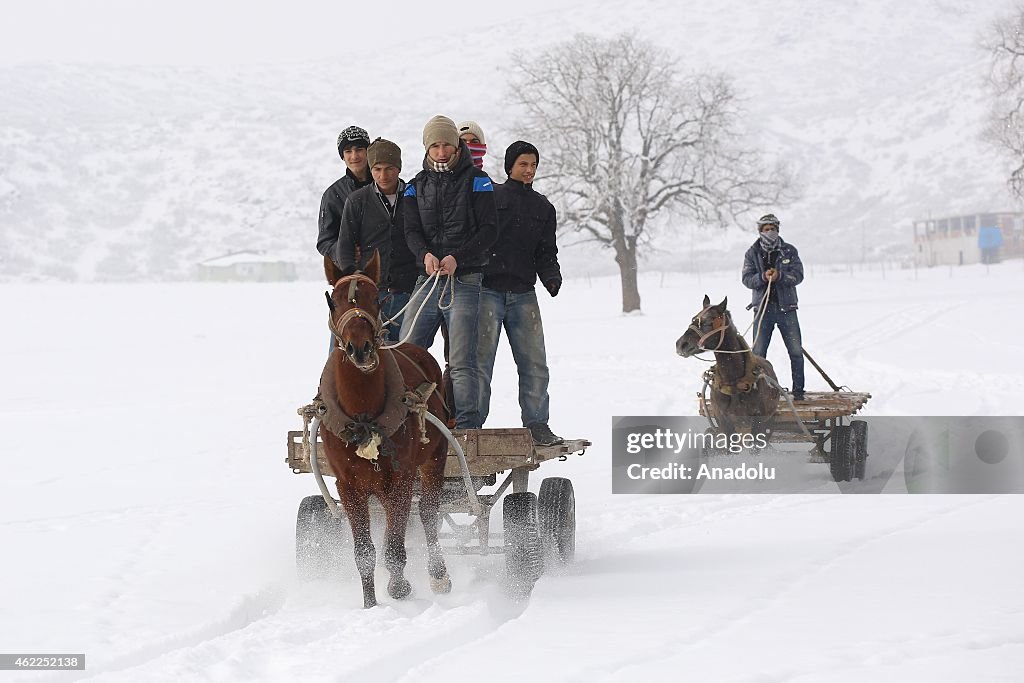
[400,115,498,429]
[742,213,806,401]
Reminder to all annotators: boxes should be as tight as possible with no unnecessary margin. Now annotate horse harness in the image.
[327,273,385,351]
[688,305,733,352]
[689,306,762,396]
[313,273,440,470]
[711,357,763,396]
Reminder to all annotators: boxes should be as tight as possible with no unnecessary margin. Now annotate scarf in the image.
[759,231,780,252]
[429,148,460,173]
[466,141,486,170]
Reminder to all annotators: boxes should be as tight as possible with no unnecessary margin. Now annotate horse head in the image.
[324,250,384,372]
[676,294,731,357]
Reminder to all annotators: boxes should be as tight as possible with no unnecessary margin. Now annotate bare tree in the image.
[509,33,792,312]
[984,5,1024,199]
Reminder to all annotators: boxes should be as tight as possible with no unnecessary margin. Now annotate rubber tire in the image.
[851,420,869,480]
[538,477,576,565]
[295,495,349,580]
[830,425,856,483]
[503,492,544,599]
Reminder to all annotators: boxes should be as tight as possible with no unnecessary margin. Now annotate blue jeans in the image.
[477,288,551,427]
[752,301,804,394]
[379,290,410,344]
[400,273,483,429]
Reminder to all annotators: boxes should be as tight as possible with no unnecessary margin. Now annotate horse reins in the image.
[688,306,734,353]
[328,273,385,351]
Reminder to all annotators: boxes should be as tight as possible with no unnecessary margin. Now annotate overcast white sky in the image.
[0,0,577,66]
[0,0,572,66]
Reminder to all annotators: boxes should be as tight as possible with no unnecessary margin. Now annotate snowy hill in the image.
[0,0,1016,281]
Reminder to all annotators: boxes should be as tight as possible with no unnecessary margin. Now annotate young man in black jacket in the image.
[317,125,373,261]
[742,213,806,401]
[400,115,498,429]
[477,141,563,445]
[334,138,418,342]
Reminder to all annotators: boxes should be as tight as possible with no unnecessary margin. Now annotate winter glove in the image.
[544,279,561,297]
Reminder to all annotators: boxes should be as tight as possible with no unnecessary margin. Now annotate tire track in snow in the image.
[337,592,529,683]
[595,496,995,682]
[40,583,288,682]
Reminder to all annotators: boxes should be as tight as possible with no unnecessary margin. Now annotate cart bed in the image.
[286,427,590,478]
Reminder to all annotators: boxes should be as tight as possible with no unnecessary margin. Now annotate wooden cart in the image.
[698,388,872,483]
[286,426,589,595]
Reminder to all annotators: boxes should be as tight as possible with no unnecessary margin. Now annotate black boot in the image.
[529,423,564,446]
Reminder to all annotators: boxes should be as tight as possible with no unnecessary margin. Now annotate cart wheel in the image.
[538,477,576,565]
[296,495,350,580]
[851,420,869,480]
[830,425,856,482]
[503,492,544,599]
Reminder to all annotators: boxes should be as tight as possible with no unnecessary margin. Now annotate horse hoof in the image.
[430,574,452,594]
[388,577,413,600]
[363,596,377,609]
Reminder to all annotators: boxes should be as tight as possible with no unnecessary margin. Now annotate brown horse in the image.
[321,251,451,608]
[676,295,780,443]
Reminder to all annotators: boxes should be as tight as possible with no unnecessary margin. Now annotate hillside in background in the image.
[0,0,1016,281]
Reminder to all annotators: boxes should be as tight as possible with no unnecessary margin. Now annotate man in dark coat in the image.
[477,141,563,445]
[742,213,806,401]
[334,138,418,342]
[400,115,498,429]
[317,125,373,261]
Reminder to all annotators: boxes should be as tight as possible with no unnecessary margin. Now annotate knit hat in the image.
[504,140,540,176]
[756,213,781,230]
[337,125,370,156]
[457,120,486,144]
[366,138,402,171]
[422,115,460,150]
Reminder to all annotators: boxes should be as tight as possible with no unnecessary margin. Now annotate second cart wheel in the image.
[295,495,350,580]
[538,477,576,565]
[830,425,856,483]
[503,492,543,599]
[851,419,869,480]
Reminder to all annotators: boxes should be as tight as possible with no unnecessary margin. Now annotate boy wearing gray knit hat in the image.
[399,115,499,429]
[335,137,417,342]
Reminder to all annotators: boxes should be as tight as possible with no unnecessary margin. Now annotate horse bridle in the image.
[687,306,732,352]
[328,273,385,351]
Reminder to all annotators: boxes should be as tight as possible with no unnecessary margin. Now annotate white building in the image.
[912,212,1021,267]
[196,251,298,282]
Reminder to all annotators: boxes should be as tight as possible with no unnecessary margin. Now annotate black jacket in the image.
[741,238,804,312]
[483,179,561,293]
[334,180,418,293]
[403,140,498,274]
[317,168,373,258]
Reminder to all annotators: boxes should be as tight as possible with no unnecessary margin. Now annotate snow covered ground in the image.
[2,260,1024,681]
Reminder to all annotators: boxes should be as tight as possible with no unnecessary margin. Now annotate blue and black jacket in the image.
[403,140,498,275]
[742,238,804,312]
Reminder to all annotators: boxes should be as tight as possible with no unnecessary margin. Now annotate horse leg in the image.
[382,479,413,600]
[338,484,377,608]
[750,416,767,452]
[418,460,451,594]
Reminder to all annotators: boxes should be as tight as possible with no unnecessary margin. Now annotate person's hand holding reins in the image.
[439,255,458,276]
[424,253,440,275]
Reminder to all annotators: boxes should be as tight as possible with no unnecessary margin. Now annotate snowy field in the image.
[2,260,1024,681]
